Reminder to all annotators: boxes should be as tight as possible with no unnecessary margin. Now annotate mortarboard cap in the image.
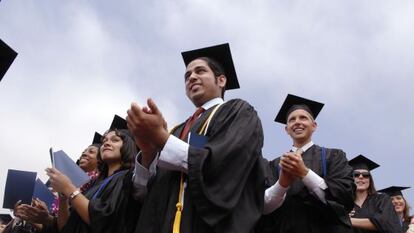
[3,169,37,209]
[110,115,127,130]
[349,155,380,171]
[378,186,410,197]
[275,94,324,124]
[181,43,239,90]
[0,213,12,225]
[92,132,102,144]
[0,39,18,82]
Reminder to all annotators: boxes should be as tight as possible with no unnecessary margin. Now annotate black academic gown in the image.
[256,145,355,233]
[352,193,402,233]
[402,219,410,232]
[46,169,140,233]
[135,99,266,233]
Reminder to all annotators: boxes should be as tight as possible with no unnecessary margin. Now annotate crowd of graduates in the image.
[1,40,413,233]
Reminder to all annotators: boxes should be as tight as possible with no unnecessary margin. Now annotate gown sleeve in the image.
[187,99,265,226]
[324,149,355,226]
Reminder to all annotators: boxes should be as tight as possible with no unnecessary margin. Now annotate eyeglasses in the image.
[353,171,370,178]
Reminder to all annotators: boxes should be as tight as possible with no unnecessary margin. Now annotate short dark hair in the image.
[97,129,137,179]
[197,57,226,98]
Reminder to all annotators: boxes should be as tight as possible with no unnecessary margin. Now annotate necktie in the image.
[173,107,205,233]
[179,107,205,139]
[295,148,304,156]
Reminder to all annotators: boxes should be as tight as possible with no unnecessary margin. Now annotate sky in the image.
[1,0,413,214]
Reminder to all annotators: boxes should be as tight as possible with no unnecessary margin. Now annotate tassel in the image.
[173,173,185,233]
[172,202,183,233]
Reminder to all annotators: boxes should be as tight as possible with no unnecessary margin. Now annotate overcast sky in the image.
[1,0,413,214]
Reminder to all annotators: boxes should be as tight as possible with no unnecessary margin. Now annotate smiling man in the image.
[256,94,355,233]
[127,43,265,233]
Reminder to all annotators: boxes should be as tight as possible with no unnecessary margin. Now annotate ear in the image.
[284,125,289,134]
[217,74,226,89]
[311,121,318,132]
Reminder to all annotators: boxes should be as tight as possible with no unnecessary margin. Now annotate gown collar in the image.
[292,141,314,153]
[201,97,224,110]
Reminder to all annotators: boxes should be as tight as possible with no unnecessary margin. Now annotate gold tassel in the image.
[172,104,222,233]
[173,173,184,233]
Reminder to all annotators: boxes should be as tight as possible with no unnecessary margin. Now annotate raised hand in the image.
[278,167,296,188]
[127,98,170,168]
[279,151,309,178]
[15,199,54,225]
[45,167,77,197]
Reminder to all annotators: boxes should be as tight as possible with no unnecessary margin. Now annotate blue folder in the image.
[32,179,55,211]
[52,150,90,187]
[2,169,37,209]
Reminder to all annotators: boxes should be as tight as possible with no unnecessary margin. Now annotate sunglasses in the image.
[353,171,371,178]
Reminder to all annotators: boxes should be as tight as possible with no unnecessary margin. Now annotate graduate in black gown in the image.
[45,127,140,233]
[378,186,412,232]
[349,155,402,233]
[256,94,355,233]
[127,43,265,233]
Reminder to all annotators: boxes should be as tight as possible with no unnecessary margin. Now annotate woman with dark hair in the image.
[7,134,105,233]
[378,186,413,233]
[45,128,140,233]
[348,155,402,233]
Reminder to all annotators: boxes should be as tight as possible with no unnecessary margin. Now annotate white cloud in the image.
[1,0,414,211]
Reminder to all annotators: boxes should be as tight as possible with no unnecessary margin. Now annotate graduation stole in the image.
[172,103,223,233]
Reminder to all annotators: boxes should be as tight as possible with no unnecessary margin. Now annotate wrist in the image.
[279,180,290,188]
[300,168,309,179]
[64,186,78,198]
[141,151,157,168]
[42,214,55,225]
[156,131,170,150]
[68,189,81,202]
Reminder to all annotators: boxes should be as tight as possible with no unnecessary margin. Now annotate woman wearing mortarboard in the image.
[349,155,402,233]
[45,117,141,233]
[378,186,413,233]
[11,132,104,233]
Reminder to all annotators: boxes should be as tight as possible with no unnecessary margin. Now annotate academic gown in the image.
[256,145,355,233]
[134,99,266,233]
[44,169,141,233]
[402,220,410,232]
[352,193,402,233]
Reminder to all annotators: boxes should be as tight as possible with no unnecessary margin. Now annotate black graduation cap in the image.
[274,94,324,124]
[110,115,127,130]
[181,43,239,90]
[92,132,102,144]
[0,213,12,225]
[378,186,410,197]
[0,39,18,82]
[348,155,380,171]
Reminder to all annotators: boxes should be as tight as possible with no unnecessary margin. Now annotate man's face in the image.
[285,109,317,143]
[184,59,226,107]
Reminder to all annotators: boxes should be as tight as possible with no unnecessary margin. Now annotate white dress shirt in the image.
[263,141,328,214]
[132,97,224,200]
[157,97,224,172]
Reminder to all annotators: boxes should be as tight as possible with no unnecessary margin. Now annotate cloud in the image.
[1,0,414,210]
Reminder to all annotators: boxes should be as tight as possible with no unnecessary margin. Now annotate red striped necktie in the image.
[179,107,205,139]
